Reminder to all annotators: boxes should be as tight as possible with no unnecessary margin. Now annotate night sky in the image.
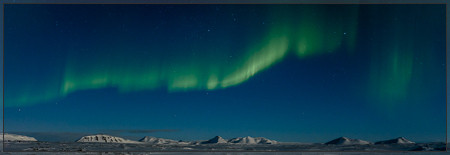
[4,4,446,142]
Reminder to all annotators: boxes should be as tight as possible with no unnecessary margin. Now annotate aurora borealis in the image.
[4,4,446,142]
[6,5,360,106]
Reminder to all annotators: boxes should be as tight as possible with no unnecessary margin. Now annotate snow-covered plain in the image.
[1,134,446,152]
[1,151,449,155]
[3,141,446,152]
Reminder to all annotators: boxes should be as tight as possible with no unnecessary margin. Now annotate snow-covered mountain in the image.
[202,136,227,144]
[228,136,278,144]
[76,134,138,143]
[257,137,278,144]
[0,133,37,142]
[325,137,371,145]
[139,136,179,144]
[375,137,415,144]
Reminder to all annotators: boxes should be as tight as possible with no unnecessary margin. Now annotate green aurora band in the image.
[7,5,442,108]
[366,5,444,109]
[60,6,358,97]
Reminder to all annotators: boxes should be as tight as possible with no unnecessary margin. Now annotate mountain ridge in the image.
[1,133,37,142]
[325,137,372,145]
[76,134,138,143]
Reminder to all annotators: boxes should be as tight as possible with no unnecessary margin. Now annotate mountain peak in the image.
[339,137,349,140]
[203,136,227,144]
[325,137,371,145]
[375,137,414,144]
[228,136,277,144]
[139,136,178,144]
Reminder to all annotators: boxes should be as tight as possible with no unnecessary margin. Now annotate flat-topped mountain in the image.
[1,133,37,142]
[76,134,138,143]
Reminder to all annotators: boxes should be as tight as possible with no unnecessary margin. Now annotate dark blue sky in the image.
[3,4,446,143]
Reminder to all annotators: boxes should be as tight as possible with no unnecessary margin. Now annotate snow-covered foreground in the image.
[0,152,449,155]
[1,152,449,155]
[3,141,445,152]
[1,134,446,153]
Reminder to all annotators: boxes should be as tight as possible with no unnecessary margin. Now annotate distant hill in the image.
[76,134,138,143]
[199,136,278,144]
[202,136,227,144]
[325,137,371,145]
[1,133,37,142]
[228,136,278,144]
[139,136,179,144]
[375,137,415,144]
